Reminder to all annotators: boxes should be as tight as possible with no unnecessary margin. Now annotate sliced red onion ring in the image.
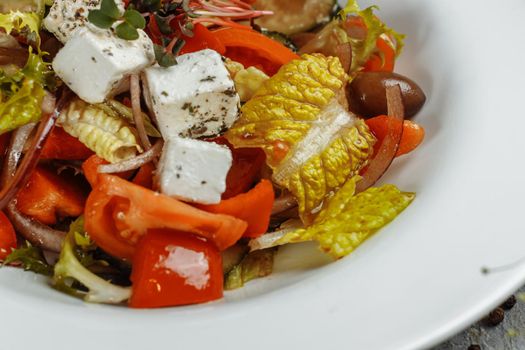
[6,202,66,253]
[97,140,163,174]
[335,42,353,75]
[0,92,70,252]
[271,193,297,215]
[0,47,28,67]
[0,103,59,210]
[130,74,152,150]
[356,85,404,193]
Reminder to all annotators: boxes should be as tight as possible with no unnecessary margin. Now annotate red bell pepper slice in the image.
[130,229,223,308]
[212,27,299,76]
[197,179,274,238]
[16,165,87,225]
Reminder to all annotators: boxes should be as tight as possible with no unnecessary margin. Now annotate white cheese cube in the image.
[53,26,155,104]
[44,0,125,43]
[142,49,240,139]
[157,138,233,205]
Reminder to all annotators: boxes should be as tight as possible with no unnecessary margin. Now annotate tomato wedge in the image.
[83,157,248,260]
[130,229,223,308]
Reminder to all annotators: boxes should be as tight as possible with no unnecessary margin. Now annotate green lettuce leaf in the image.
[0,51,48,135]
[340,0,405,73]
[225,248,276,290]
[278,177,415,259]
[4,241,53,276]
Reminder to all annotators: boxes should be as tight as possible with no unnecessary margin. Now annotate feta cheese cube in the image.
[44,0,125,43]
[142,49,240,139]
[53,26,155,104]
[157,138,233,205]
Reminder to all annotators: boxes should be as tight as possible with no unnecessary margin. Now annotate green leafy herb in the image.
[154,44,178,68]
[225,248,275,290]
[88,0,145,41]
[87,10,116,29]
[115,21,140,40]
[4,241,53,276]
[123,8,146,29]
[100,0,121,19]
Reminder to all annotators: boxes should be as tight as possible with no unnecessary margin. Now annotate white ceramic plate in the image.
[1,0,524,349]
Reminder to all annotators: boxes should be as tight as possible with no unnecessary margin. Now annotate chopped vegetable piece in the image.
[83,156,248,260]
[16,165,86,225]
[197,180,274,238]
[221,243,248,274]
[179,23,226,55]
[366,115,425,157]
[226,54,376,223]
[278,177,415,259]
[131,162,155,189]
[211,137,266,199]
[0,51,48,135]
[340,0,404,73]
[0,11,41,43]
[212,27,300,76]
[253,0,336,35]
[58,98,142,163]
[0,211,17,260]
[4,240,52,275]
[41,127,94,160]
[363,36,396,72]
[53,217,132,304]
[225,248,275,290]
[130,229,223,308]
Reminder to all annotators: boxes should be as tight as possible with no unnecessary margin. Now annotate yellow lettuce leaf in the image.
[278,177,415,259]
[226,54,376,223]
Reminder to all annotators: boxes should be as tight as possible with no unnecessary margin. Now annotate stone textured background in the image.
[433,287,525,350]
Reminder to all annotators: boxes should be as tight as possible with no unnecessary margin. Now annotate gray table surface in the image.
[432,286,525,350]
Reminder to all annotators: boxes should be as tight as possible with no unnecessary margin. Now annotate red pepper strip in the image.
[210,137,266,199]
[366,116,425,157]
[132,162,155,189]
[196,179,274,238]
[130,229,223,308]
[212,27,300,76]
[16,165,86,225]
[40,127,93,160]
[83,157,248,260]
[0,211,16,260]
[179,24,226,55]
[363,37,396,72]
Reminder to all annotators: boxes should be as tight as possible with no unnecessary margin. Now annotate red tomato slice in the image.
[130,229,223,308]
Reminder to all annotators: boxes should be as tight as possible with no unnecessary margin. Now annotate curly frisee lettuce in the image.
[52,217,132,304]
